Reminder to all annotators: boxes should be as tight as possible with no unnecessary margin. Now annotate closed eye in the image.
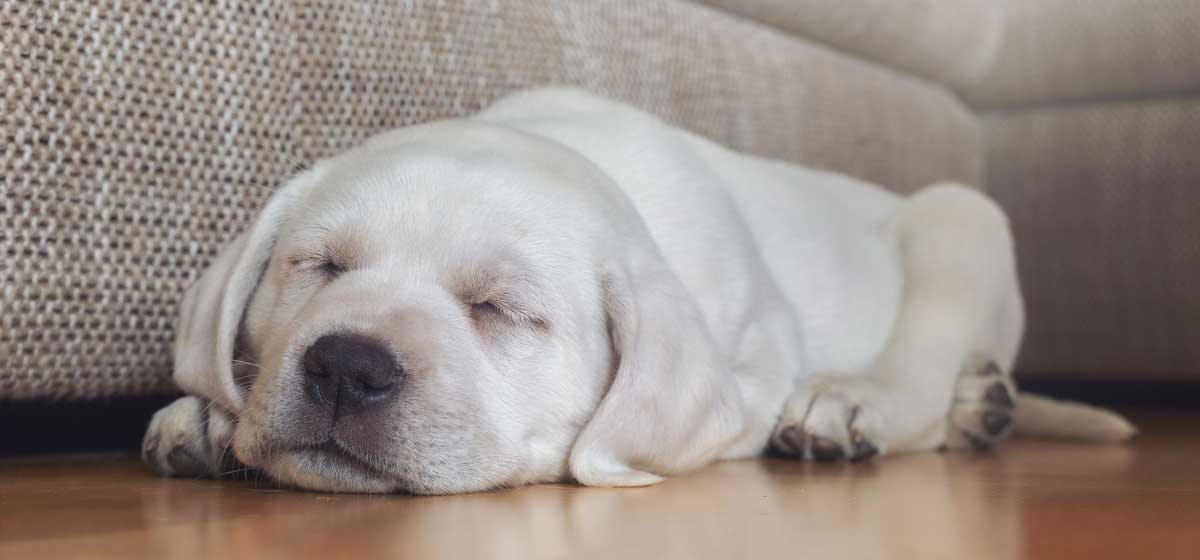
[458,262,552,333]
[289,254,347,280]
[469,301,502,324]
[316,258,345,279]
[466,297,549,334]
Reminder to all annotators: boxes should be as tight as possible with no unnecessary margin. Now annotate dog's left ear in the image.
[570,246,747,487]
[171,171,315,414]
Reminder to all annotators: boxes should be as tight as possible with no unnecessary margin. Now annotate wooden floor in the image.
[1,411,1197,559]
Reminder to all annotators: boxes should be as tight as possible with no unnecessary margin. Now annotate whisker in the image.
[170,398,221,442]
[233,178,277,195]
[258,142,311,177]
[214,438,237,478]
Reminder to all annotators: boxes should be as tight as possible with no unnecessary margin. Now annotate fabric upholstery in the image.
[705,0,1200,108]
[986,97,1200,379]
[963,0,1200,108]
[0,0,979,400]
[697,0,1003,89]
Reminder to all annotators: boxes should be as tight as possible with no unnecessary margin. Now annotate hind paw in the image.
[943,358,1016,452]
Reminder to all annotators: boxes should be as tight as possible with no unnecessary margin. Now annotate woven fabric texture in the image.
[1,0,979,400]
[986,97,1200,380]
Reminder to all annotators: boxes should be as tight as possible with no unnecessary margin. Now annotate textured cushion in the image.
[0,0,980,400]
[986,97,1200,380]
[963,0,1200,107]
[703,0,1200,108]
[696,0,1003,88]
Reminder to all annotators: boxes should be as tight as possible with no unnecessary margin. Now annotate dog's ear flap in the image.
[570,248,747,487]
[172,181,301,414]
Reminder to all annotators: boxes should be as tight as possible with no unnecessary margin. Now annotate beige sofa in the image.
[2,0,1197,401]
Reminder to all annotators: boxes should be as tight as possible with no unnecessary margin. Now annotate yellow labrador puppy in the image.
[143,88,1134,494]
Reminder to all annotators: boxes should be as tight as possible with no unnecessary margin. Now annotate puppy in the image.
[143,88,1135,494]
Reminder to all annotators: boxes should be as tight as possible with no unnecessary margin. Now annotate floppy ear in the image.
[570,248,748,487]
[172,179,303,414]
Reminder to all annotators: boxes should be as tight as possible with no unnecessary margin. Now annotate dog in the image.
[143,88,1135,494]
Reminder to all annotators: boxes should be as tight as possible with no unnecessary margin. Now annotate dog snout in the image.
[302,334,401,414]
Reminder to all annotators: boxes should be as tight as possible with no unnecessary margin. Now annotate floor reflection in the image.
[1,432,1167,560]
[132,453,1028,559]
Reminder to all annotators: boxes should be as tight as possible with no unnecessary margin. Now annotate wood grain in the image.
[1,411,1196,559]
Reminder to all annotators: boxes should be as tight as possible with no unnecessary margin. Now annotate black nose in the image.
[302,334,401,414]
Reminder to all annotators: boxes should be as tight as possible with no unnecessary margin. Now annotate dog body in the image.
[144,88,1132,494]
[476,91,914,462]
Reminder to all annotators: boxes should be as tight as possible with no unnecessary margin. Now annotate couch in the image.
[3,0,1197,410]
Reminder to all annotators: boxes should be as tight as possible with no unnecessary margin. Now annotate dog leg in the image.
[142,396,238,477]
[772,184,1024,460]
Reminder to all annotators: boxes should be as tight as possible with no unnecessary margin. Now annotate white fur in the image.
[147,88,1127,494]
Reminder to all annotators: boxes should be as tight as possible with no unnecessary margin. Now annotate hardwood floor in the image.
[1,411,1196,559]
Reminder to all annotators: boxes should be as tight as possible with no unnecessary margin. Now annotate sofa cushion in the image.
[696,0,1003,89]
[0,0,980,400]
[963,0,1200,107]
[701,0,1200,108]
[986,96,1200,379]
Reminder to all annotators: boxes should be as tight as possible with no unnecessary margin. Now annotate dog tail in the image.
[1012,392,1137,442]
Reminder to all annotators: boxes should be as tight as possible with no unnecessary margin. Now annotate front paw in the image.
[142,396,233,477]
[770,374,886,462]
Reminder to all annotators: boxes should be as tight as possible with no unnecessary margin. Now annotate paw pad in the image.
[982,409,1012,436]
[984,382,1015,408]
[166,445,209,476]
[850,434,879,461]
[946,359,1017,452]
[810,436,845,461]
[772,404,882,462]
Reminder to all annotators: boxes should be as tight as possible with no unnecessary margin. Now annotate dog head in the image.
[173,120,745,494]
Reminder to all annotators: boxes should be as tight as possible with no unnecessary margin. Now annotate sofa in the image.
[3,0,1197,416]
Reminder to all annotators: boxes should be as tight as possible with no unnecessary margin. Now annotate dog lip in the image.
[295,440,394,482]
[263,443,401,493]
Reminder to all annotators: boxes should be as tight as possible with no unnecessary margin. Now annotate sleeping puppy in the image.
[143,88,1135,494]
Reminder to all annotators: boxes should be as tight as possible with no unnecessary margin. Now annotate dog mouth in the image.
[265,440,401,493]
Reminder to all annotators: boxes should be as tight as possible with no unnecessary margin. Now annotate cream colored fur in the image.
[144,88,1134,494]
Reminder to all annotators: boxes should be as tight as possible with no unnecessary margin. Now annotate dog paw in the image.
[942,357,1016,452]
[770,374,885,461]
[142,396,234,478]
